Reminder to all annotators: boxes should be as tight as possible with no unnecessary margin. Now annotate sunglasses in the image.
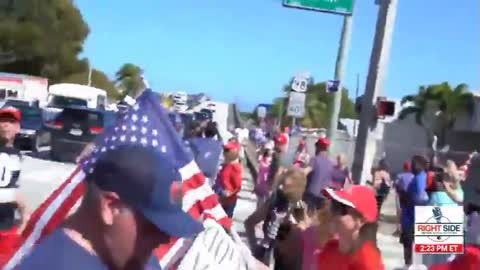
[0,117,18,123]
[330,200,351,216]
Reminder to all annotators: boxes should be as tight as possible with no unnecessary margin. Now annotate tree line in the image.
[399,82,475,147]
[0,0,144,100]
[250,79,357,129]
[248,80,475,135]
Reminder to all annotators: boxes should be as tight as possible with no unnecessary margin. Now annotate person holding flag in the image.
[4,90,233,270]
[16,145,203,269]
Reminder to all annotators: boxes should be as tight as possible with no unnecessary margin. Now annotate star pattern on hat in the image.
[81,100,176,175]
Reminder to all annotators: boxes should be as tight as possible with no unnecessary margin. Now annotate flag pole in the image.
[138,70,149,98]
[87,65,92,86]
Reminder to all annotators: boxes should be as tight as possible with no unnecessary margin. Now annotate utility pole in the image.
[352,0,399,184]
[327,14,354,154]
[277,96,286,129]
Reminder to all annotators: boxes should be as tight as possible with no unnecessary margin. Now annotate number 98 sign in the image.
[291,76,308,93]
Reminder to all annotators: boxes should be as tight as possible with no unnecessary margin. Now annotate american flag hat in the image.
[85,144,203,237]
[4,89,230,270]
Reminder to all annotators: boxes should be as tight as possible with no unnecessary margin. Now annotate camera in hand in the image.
[255,189,290,264]
[426,167,447,192]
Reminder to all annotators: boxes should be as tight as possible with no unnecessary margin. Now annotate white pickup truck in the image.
[48,83,107,110]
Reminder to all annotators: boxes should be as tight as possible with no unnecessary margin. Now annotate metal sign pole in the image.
[327,13,354,152]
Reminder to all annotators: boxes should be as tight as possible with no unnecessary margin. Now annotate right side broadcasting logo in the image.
[414,206,464,254]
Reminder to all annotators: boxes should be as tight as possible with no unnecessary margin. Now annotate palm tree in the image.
[301,98,328,128]
[115,63,145,98]
[399,82,475,146]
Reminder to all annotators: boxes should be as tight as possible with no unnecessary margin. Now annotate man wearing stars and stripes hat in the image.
[13,91,207,269]
[5,89,232,270]
[16,145,203,270]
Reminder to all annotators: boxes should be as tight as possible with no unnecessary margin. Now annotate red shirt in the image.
[429,245,480,270]
[0,226,20,267]
[426,171,436,191]
[317,240,384,270]
[216,162,242,205]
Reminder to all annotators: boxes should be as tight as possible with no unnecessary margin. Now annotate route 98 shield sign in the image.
[291,74,309,93]
[287,92,306,118]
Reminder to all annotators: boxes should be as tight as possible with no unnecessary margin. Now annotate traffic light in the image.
[354,96,395,119]
[355,96,363,114]
[376,98,395,118]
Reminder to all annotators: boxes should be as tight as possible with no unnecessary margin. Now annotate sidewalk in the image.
[378,191,405,269]
[232,160,258,240]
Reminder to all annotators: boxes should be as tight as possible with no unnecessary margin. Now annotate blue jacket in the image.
[411,170,429,205]
[401,170,428,229]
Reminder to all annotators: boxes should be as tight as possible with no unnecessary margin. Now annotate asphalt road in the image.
[19,155,76,210]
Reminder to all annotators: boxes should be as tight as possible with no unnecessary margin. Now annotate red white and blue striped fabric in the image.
[4,89,230,270]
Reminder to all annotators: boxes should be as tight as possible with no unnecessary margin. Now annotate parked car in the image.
[1,102,49,151]
[3,98,40,108]
[45,106,117,163]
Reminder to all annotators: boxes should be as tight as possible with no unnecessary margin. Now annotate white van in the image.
[48,83,107,109]
[0,73,48,106]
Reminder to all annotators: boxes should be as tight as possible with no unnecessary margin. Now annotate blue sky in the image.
[76,0,480,111]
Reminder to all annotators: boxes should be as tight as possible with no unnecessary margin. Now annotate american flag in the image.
[4,89,231,270]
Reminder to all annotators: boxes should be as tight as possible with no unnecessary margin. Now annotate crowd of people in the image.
[0,97,479,269]
[245,130,384,269]
[392,154,479,268]
[244,127,480,270]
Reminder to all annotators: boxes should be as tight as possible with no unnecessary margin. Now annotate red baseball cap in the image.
[274,134,288,146]
[315,137,330,148]
[403,161,411,171]
[322,185,378,223]
[224,142,240,152]
[0,107,21,122]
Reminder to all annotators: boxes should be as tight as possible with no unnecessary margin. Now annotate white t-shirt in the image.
[0,146,21,189]
[0,146,21,228]
[264,140,275,151]
[235,128,249,144]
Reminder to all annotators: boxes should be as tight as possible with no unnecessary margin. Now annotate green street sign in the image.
[283,0,354,15]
